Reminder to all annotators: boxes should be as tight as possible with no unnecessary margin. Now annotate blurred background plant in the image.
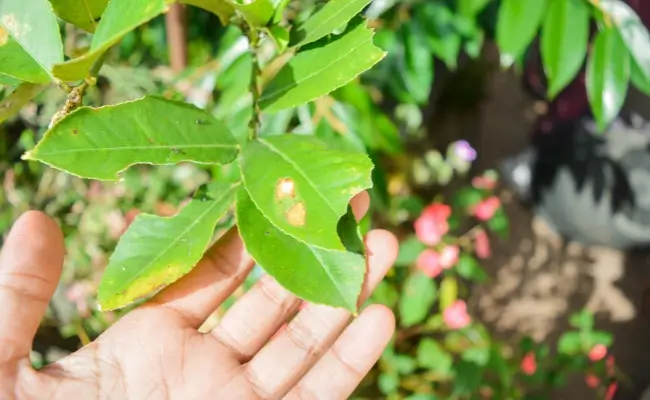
[4,0,650,398]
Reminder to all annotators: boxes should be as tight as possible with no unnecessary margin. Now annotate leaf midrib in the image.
[259,35,375,103]
[101,184,237,304]
[33,143,238,156]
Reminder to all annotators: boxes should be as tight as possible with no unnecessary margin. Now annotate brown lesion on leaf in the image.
[285,201,306,227]
[72,129,78,135]
[275,177,296,200]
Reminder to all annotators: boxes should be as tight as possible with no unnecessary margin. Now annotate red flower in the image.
[474,229,491,259]
[416,249,443,278]
[585,374,600,388]
[414,203,452,246]
[520,352,537,375]
[472,196,501,221]
[605,382,618,400]
[588,344,607,362]
[443,300,471,329]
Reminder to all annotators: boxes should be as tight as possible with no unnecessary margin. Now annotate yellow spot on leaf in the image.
[276,177,296,199]
[285,201,306,227]
[0,28,7,46]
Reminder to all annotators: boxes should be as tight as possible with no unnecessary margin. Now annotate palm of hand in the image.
[0,193,398,400]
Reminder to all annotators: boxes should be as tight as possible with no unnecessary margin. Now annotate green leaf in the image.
[453,361,483,395]
[236,186,366,311]
[0,83,45,124]
[569,310,594,331]
[540,0,589,97]
[598,0,650,86]
[558,331,581,355]
[97,181,238,310]
[487,206,509,239]
[394,355,417,375]
[456,254,488,282]
[52,0,168,82]
[289,0,372,48]
[631,60,650,96]
[371,280,399,308]
[378,372,400,395]
[417,338,454,375]
[496,0,548,67]
[24,95,239,181]
[395,235,427,267]
[271,0,291,24]
[239,134,373,251]
[49,0,109,32]
[260,19,386,112]
[267,25,289,52]
[462,346,491,366]
[458,0,491,16]
[181,0,234,25]
[439,276,458,311]
[399,272,437,327]
[0,34,50,84]
[586,27,630,132]
[390,22,433,104]
[0,0,63,82]
[229,0,274,27]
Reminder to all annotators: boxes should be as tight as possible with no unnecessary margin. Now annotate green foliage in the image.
[0,0,63,82]
[24,96,239,181]
[49,0,109,33]
[53,0,168,82]
[586,27,630,131]
[98,181,238,310]
[540,0,590,98]
[0,0,631,397]
[260,19,385,112]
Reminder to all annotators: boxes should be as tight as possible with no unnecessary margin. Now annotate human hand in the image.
[0,192,398,400]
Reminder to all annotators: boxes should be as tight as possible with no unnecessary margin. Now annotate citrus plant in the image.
[1,0,388,313]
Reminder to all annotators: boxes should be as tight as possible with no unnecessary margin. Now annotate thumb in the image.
[0,211,64,365]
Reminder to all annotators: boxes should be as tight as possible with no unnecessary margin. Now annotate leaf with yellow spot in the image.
[98,181,238,311]
[239,134,373,250]
[236,186,366,311]
[237,134,373,311]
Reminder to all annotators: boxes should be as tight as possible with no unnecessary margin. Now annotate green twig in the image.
[240,21,263,141]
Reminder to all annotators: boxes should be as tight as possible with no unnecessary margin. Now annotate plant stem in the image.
[242,23,262,141]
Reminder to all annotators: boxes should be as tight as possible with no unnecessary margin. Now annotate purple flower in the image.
[452,140,477,162]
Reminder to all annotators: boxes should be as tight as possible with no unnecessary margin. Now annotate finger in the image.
[148,227,255,327]
[210,191,371,361]
[285,305,395,400]
[0,211,64,365]
[244,229,398,399]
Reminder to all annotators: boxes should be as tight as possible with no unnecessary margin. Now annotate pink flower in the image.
[474,229,491,259]
[520,352,537,375]
[472,175,496,190]
[439,245,459,269]
[472,196,501,221]
[606,355,616,375]
[589,344,607,362]
[414,203,452,246]
[416,249,443,278]
[605,382,618,400]
[443,300,471,329]
[585,374,600,388]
